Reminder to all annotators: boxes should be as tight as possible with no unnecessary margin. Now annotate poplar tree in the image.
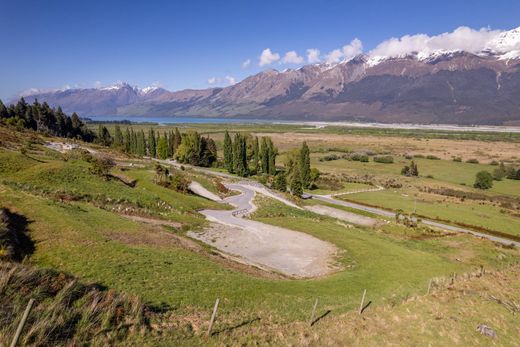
[167,130,174,157]
[224,130,233,173]
[299,141,311,188]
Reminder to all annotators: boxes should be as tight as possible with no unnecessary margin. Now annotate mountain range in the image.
[16,28,520,125]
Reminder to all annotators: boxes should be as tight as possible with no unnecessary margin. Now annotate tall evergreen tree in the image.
[260,137,269,174]
[148,128,156,157]
[113,125,124,148]
[157,134,169,159]
[167,130,174,157]
[290,165,303,197]
[123,128,131,153]
[267,138,277,175]
[223,130,234,173]
[174,128,182,152]
[252,136,259,174]
[299,141,311,188]
[137,130,146,156]
[233,133,248,176]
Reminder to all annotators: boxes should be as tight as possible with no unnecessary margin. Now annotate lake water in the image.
[87,116,520,133]
[88,116,272,124]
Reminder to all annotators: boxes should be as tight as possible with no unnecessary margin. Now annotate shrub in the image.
[272,172,287,192]
[404,154,413,160]
[373,155,394,163]
[89,156,115,180]
[466,158,479,164]
[413,154,425,158]
[426,155,440,160]
[350,153,369,162]
[474,171,493,189]
[452,156,462,162]
[490,160,499,166]
[170,171,191,193]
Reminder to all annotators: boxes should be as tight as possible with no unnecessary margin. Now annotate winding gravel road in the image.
[158,158,520,248]
[191,183,338,278]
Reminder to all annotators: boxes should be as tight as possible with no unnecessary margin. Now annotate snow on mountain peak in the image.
[140,86,159,94]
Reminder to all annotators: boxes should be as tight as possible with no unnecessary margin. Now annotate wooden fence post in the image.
[207,298,220,337]
[10,298,35,347]
[359,289,367,315]
[427,279,432,295]
[309,299,318,326]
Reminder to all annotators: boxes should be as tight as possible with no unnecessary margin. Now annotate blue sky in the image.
[1,0,519,100]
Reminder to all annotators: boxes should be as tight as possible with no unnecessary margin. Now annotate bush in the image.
[373,155,394,163]
[170,171,191,193]
[404,154,413,160]
[272,172,287,192]
[474,171,493,189]
[89,156,115,180]
[426,155,440,160]
[466,158,479,164]
[350,153,369,162]
[413,154,425,158]
[452,156,462,162]
[490,160,499,166]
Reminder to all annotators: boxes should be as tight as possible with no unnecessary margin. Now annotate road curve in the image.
[311,194,520,248]
[155,159,519,248]
[193,183,338,278]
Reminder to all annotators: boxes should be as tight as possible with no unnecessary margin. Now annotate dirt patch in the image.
[305,204,382,227]
[189,222,340,279]
[119,214,182,228]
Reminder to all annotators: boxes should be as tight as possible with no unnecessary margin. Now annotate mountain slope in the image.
[16,28,520,125]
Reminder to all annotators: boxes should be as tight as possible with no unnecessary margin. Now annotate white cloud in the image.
[282,51,304,64]
[325,49,343,63]
[326,38,363,63]
[306,48,321,63]
[242,59,251,69]
[369,26,502,58]
[207,77,217,85]
[94,81,102,88]
[225,75,237,85]
[259,48,280,66]
[342,38,363,60]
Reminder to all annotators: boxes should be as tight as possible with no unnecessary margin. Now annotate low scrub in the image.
[373,155,394,164]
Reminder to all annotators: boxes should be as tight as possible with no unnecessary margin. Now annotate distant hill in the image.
[17,28,520,125]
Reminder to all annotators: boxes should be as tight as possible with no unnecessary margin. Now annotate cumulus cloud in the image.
[259,48,280,66]
[282,51,304,64]
[242,59,251,69]
[326,38,363,63]
[207,77,217,85]
[225,75,237,85]
[369,26,502,58]
[342,38,363,60]
[306,48,321,63]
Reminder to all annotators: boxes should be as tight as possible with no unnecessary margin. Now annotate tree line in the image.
[0,98,94,141]
[223,131,278,177]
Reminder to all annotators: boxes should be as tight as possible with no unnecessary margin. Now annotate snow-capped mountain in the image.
[15,27,520,125]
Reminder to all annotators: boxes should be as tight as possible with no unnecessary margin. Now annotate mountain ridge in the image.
[13,27,520,125]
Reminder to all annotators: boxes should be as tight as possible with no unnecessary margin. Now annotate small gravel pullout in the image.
[190,183,338,278]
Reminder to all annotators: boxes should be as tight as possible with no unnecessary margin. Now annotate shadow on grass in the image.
[0,208,35,261]
[360,301,372,314]
[212,317,261,336]
[311,310,331,326]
